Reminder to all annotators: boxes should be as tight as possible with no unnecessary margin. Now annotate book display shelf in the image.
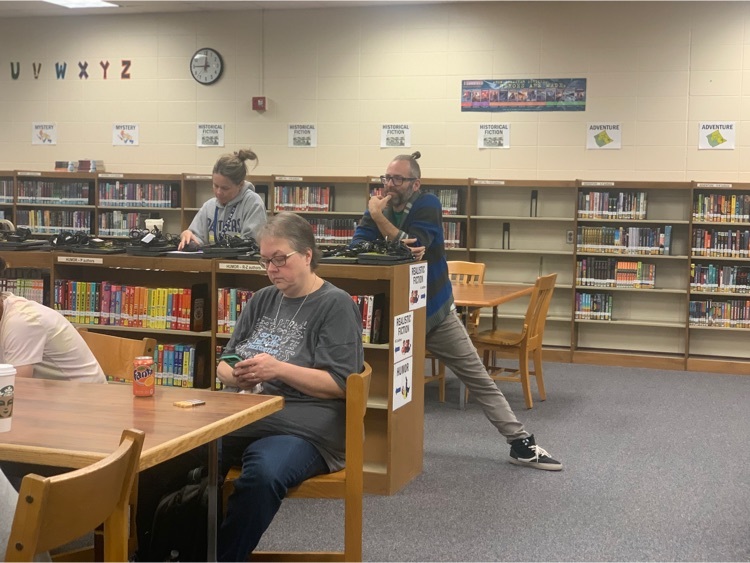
[687,181,750,373]
[467,179,577,352]
[2,170,750,376]
[571,180,691,370]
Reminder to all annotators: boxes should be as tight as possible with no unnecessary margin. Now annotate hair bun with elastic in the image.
[410,151,421,160]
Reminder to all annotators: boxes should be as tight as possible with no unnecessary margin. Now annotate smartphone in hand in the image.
[220,354,243,368]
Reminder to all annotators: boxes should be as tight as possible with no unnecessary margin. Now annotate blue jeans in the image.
[218,434,328,562]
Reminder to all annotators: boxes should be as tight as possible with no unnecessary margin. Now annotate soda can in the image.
[133,356,155,397]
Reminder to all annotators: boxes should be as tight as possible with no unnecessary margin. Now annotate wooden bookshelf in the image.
[2,171,750,378]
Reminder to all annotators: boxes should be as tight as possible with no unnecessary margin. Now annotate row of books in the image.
[443,220,463,249]
[18,180,90,205]
[0,277,45,303]
[98,182,180,208]
[308,218,358,245]
[273,185,332,212]
[574,292,613,320]
[576,258,656,288]
[17,210,92,233]
[0,180,12,201]
[422,187,462,215]
[690,264,750,293]
[217,287,253,334]
[693,192,750,223]
[691,228,750,257]
[98,211,150,237]
[577,191,648,219]
[577,225,672,255]
[353,293,385,344]
[689,299,750,328]
[106,343,199,388]
[53,280,207,332]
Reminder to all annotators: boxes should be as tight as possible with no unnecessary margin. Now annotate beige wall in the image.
[0,1,749,181]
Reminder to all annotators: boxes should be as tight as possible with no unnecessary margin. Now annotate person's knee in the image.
[234,453,285,500]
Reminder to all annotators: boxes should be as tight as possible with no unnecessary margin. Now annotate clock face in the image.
[190,47,224,85]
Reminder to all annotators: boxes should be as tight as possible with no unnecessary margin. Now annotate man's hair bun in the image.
[410,151,421,160]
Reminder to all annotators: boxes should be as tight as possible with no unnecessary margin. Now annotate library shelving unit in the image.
[0,171,14,223]
[572,180,691,370]
[96,172,182,237]
[51,253,214,387]
[3,170,750,376]
[15,170,96,236]
[467,178,577,355]
[181,173,273,231]
[0,250,53,307]
[274,175,366,246]
[213,259,426,496]
[687,181,750,374]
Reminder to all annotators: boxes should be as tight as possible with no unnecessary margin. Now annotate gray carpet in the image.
[256,362,750,561]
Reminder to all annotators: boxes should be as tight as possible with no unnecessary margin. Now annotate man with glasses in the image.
[351,152,562,471]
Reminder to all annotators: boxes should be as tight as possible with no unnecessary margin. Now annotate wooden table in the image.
[451,283,533,409]
[0,379,283,561]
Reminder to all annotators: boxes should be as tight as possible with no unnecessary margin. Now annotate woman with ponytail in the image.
[179,149,267,249]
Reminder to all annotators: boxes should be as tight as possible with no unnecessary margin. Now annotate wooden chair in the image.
[425,262,486,402]
[5,428,145,562]
[471,273,557,409]
[223,362,372,562]
[77,328,156,381]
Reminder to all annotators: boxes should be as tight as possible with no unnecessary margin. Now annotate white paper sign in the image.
[32,122,57,145]
[699,121,735,150]
[478,123,510,149]
[112,123,139,146]
[587,122,621,150]
[197,123,225,147]
[288,124,317,147]
[409,262,427,311]
[393,311,414,361]
[393,356,413,411]
[381,123,411,148]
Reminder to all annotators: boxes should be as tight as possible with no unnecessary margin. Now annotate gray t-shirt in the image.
[223,280,364,471]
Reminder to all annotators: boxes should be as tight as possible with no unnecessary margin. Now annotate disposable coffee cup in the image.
[0,364,15,432]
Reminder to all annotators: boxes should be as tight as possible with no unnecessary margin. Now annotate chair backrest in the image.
[345,361,372,498]
[447,261,485,285]
[77,329,156,381]
[524,273,557,348]
[6,428,145,562]
[448,261,486,334]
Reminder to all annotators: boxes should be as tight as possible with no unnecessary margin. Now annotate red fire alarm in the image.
[252,96,266,111]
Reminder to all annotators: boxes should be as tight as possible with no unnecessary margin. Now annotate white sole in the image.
[509,457,563,471]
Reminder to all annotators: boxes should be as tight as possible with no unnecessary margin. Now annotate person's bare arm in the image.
[14,365,33,378]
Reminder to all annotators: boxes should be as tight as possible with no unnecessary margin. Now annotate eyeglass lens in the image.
[381,175,407,186]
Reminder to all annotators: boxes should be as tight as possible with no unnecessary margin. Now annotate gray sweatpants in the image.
[426,309,529,443]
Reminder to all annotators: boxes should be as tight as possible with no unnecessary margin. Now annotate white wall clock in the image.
[190,47,224,85]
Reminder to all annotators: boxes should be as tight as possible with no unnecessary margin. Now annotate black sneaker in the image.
[509,434,562,471]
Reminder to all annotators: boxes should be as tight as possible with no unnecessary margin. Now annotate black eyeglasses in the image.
[258,250,298,269]
[380,175,417,187]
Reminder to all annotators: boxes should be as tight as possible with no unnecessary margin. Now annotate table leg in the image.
[207,440,218,562]
[458,381,466,410]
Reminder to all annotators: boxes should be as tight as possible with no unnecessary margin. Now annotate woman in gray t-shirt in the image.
[217,212,364,562]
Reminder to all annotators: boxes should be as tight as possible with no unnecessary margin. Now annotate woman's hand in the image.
[232,353,279,389]
[178,230,200,250]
